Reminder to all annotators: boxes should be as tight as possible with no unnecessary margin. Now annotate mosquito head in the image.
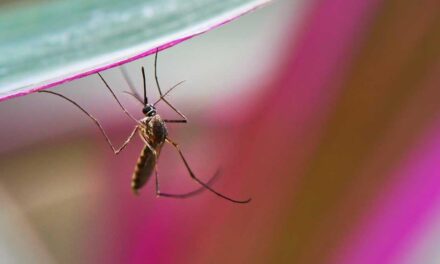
[142,104,157,117]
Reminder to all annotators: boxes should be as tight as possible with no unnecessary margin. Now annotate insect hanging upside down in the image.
[39,49,251,204]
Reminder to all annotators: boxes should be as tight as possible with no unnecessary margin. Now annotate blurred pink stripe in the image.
[274,0,381,117]
[336,118,440,264]
[198,0,386,262]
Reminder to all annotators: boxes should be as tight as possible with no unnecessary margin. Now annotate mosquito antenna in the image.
[140,66,148,105]
[97,73,140,125]
[153,80,185,106]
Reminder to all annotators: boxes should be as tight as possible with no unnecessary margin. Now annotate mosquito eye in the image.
[142,105,156,116]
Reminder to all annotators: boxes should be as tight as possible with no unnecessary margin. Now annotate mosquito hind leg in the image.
[165,137,251,204]
[155,167,221,199]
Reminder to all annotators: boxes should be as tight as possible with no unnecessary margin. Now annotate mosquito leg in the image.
[154,48,164,96]
[155,167,221,199]
[97,72,141,125]
[165,137,251,204]
[155,167,160,197]
[153,50,188,123]
[158,98,188,122]
[138,134,156,156]
[153,80,185,106]
[154,81,188,123]
[38,90,138,155]
[114,126,139,154]
[164,120,187,123]
[120,66,143,103]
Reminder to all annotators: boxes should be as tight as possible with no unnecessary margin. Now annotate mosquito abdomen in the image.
[131,145,157,194]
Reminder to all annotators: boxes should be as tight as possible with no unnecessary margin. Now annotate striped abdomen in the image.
[131,144,162,193]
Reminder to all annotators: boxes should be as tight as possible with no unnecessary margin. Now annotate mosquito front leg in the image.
[154,167,222,199]
[39,90,139,155]
[97,72,141,125]
[165,137,251,204]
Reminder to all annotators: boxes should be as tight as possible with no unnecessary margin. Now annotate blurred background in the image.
[0,0,440,263]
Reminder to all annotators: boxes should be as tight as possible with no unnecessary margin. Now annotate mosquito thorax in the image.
[142,104,157,116]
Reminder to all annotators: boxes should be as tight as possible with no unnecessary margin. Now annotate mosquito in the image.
[39,49,251,204]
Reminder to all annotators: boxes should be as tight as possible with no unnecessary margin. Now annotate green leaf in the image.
[0,0,270,102]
